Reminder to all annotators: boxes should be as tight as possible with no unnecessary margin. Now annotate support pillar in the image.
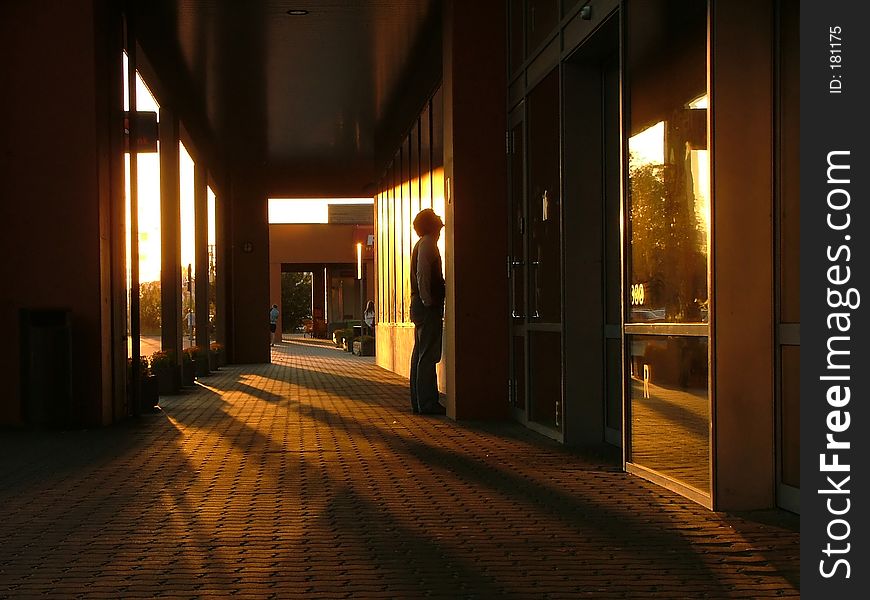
[227,172,270,362]
[711,0,775,510]
[442,0,509,420]
[159,107,182,365]
[194,162,210,354]
[312,267,327,334]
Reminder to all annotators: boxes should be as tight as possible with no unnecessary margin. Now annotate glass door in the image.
[508,111,527,417]
[624,0,711,499]
[527,68,563,435]
[508,66,564,439]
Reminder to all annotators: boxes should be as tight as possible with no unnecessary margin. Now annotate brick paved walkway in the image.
[0,338,799,598]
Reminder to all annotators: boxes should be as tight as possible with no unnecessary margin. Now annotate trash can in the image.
[20,309,73,427]
[353,325,363,338]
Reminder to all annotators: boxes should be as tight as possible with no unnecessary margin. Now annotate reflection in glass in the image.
[627,0,709,324]
[629,335,709,493]
[527,68,561,323]
[180,142,195,348]
[123,54,162,359]
[530,330,562,431]
[207,186,217,344]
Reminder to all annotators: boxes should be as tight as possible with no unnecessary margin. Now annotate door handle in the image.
[530,260,541,319]
[509,258,525,319]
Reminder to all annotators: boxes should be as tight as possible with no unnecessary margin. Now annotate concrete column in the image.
[227,172,270,363]
[312,267,327,329]
[159,107,182,364]
[711,0,775,510]
[215,178,228,352]
[269,262,282,343]
[194,162,210,353]
[442,0,509,420]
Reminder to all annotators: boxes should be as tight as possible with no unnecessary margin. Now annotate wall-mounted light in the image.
[286,9,309,16]
[356,243,363,280]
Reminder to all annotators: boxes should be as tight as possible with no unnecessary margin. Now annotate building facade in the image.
[374,0,799,512]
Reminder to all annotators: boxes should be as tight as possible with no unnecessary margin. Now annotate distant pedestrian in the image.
[363,300,375,336]
[409,209,445,415]
[186,308,195,344]
[269,304,280,346]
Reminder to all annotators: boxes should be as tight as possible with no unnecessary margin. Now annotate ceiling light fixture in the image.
[286,9,309,16]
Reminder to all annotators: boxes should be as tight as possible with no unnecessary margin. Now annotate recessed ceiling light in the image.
[286,9,309,16]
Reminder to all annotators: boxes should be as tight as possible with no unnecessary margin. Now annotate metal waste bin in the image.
[20,309,73,427]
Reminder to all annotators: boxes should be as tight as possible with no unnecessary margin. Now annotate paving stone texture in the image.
[0,337,799,598]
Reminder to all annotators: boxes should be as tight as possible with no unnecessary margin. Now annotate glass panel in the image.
[411,121,421,219]
[781,345,800,487]
[527,0,558,53]
[403,136,413,322]
[529,330,562,431]
[512,334,526,410]
[179,142,196,348]
[124,63,162,362]
[510,0,524,73]
[627,0,708,324]
[510,123,525,319]
[629,335,709,493]
[420,105,432,209]
[207,186,216,343]
[562,0,580,17]
[527,68,561,323]
[432,87,444,170]
[389,164,397,323]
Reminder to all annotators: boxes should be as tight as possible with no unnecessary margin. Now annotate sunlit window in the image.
[268,198,374,224]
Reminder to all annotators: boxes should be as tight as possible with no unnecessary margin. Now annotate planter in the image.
[141,374,159,408]
[208,351,218,372]
[195,356,210,377]
[182,360,196,386]
[154,365,179,395]
[354,338,375,357]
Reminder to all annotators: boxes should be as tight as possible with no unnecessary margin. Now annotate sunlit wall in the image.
[376,87,445,326]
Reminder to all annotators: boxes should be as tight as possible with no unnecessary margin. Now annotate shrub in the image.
[150,350,175,370]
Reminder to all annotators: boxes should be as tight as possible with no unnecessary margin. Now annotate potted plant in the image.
[181,347,196,386]
[150,350,178,395]
[188,345,210,377]
[354,335,375,357]
[209,342,224,371]
[127,355,159,409]
[342,331,356,353]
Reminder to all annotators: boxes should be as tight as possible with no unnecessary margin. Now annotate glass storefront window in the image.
[629,335,710,493]
[626,0,710,496]
[627,0,709,324]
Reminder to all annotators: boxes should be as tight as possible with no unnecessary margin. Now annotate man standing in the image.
[269,304,280,347]
[409,209,446,415]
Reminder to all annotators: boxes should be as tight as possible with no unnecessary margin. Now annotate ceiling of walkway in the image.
[131,0,439,195]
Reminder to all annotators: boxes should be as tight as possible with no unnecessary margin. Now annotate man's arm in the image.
[416,235,436,306]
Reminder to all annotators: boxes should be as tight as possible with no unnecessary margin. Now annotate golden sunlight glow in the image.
[691,148,711,235]
[377,166,446,324]
[268,198,374,224]
[629,121,664,169]
[207,186,216,246]
[180,142,196,275]
[123,53,162,284]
